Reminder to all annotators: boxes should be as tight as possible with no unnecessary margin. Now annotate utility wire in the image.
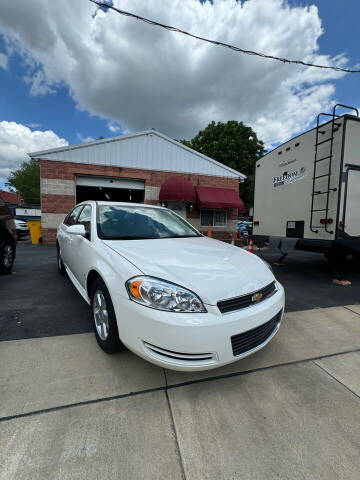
[89,0,360,74]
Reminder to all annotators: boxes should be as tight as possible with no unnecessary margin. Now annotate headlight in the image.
[126,276,207,313]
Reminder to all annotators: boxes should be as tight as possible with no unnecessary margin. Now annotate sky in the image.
[0,0,359,189]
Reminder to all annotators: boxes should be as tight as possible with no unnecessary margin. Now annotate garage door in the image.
[76,175,145,203]
[76,176,144,190]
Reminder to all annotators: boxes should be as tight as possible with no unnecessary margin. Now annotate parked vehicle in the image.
[253,104,360,261]
[57,201,285,371]
[14,219,30,239]
[0,197,17,274]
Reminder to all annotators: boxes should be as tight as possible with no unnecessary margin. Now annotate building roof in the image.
[29,130,246,180]
[0,189,22,204]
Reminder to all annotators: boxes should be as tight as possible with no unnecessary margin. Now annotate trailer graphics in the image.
[273,167,307,188]
[253,104,360,260]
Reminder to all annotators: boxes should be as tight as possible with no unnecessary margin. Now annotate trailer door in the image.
[344,168,360,237]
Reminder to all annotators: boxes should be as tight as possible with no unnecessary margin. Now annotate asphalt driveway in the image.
[1,241,360,341]
[1,242,360,479]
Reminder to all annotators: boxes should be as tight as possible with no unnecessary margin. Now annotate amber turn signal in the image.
[129,280,142,298]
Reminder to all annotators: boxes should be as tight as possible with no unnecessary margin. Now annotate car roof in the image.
[76,201,166,210]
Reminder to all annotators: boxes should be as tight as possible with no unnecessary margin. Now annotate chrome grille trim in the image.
[217,281,277,314]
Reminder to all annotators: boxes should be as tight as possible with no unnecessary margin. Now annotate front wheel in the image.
[90,278,124,354]
[57,247,66,275]
[0,239,15,274]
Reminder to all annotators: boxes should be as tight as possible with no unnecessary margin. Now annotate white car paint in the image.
[14,219,30,237]
[57,201,285,371]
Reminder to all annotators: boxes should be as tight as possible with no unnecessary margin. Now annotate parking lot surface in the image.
[2,242,360,341]
[1,242,360,479]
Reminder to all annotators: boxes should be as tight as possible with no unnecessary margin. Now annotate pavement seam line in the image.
[312,359,360,401]
[164,369,187,480]
[344,306,360,317]
[1,347,359,424]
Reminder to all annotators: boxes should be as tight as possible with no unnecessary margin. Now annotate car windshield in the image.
[97,205,201,240]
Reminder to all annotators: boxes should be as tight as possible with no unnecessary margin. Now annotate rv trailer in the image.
[253,104,360,261]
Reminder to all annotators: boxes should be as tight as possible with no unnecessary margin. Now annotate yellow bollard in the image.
[27,220,42,244]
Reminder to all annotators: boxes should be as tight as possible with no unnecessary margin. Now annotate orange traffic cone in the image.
[248,238,254,254]
[207,225,212,238]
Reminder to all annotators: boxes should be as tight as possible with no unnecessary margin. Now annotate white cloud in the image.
[0,51,8,70]
[0,121,68,184]
[76,133,96,143]
[107,122,121,133]
[0,0,349,145]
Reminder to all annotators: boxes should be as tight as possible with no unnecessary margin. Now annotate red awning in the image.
[196,186,246,211]
[159,177,196,203]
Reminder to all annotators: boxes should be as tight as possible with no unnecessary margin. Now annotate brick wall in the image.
[40,159,240,244]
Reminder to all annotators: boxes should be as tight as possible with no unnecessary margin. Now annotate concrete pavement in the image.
[1,305,360,479]
[169,361,360,480]
[0,392,184,480]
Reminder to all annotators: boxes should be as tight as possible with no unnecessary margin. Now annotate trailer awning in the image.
[159,177,196,203]
[196,186,246,211]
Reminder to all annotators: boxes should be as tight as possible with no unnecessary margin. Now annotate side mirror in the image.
[67,224,86,236]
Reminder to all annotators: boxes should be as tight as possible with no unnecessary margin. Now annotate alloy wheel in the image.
[93,290,109,340]
[3,244,13,269]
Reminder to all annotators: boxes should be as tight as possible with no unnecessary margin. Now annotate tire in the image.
[90,277,124,354]
[57,247,66,275]
[0,238,15,274]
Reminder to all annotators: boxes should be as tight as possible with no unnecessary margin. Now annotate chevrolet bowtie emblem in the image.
[252,292,263,303]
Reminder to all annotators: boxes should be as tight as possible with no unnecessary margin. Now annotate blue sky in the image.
[0,39,120,146]
[1,0,359,146]
[289,0,360,110]
[0,0,359,189]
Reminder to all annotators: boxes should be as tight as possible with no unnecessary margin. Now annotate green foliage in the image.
[6,158,40,204]
[181,121,265,207]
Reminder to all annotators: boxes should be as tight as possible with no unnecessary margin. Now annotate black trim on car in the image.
[217,281,276,314]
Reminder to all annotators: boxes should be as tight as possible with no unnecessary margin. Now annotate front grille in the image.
[231,310,282,357]
[217,281,276,314]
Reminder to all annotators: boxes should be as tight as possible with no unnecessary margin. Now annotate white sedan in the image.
[57,201,285,371]
[15,219,30,238]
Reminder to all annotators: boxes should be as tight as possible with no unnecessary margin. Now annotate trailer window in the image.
[200,209,227,227]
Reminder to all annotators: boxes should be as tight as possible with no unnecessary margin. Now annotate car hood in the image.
[103,236,274,305]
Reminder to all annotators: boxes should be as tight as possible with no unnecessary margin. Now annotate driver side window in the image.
[65,206,83,226]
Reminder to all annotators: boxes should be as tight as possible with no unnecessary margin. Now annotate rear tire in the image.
[0,238,15,274]
[90,278,124,354]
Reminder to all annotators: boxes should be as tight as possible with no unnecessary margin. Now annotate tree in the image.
[181,121,265,207]
[6,158,40,204]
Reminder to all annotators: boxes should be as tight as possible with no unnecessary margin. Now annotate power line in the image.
[89,0,360,74]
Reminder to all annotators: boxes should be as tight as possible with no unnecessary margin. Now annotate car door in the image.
[60,205,83,268]
[67,204,93,288]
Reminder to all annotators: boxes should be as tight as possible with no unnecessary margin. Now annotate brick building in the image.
[29,130,246,244]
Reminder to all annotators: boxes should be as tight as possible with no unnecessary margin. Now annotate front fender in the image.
[88,241,142,303]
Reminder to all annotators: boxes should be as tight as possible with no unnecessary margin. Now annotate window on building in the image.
[200,209,227,227]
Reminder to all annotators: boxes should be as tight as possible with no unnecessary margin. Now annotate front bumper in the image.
[17,227,30,236]
[113,281,285,371]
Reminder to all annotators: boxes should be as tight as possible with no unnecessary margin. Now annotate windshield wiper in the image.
[102,234,201,240]
[104,235,158,240]
[162,234,201,239]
